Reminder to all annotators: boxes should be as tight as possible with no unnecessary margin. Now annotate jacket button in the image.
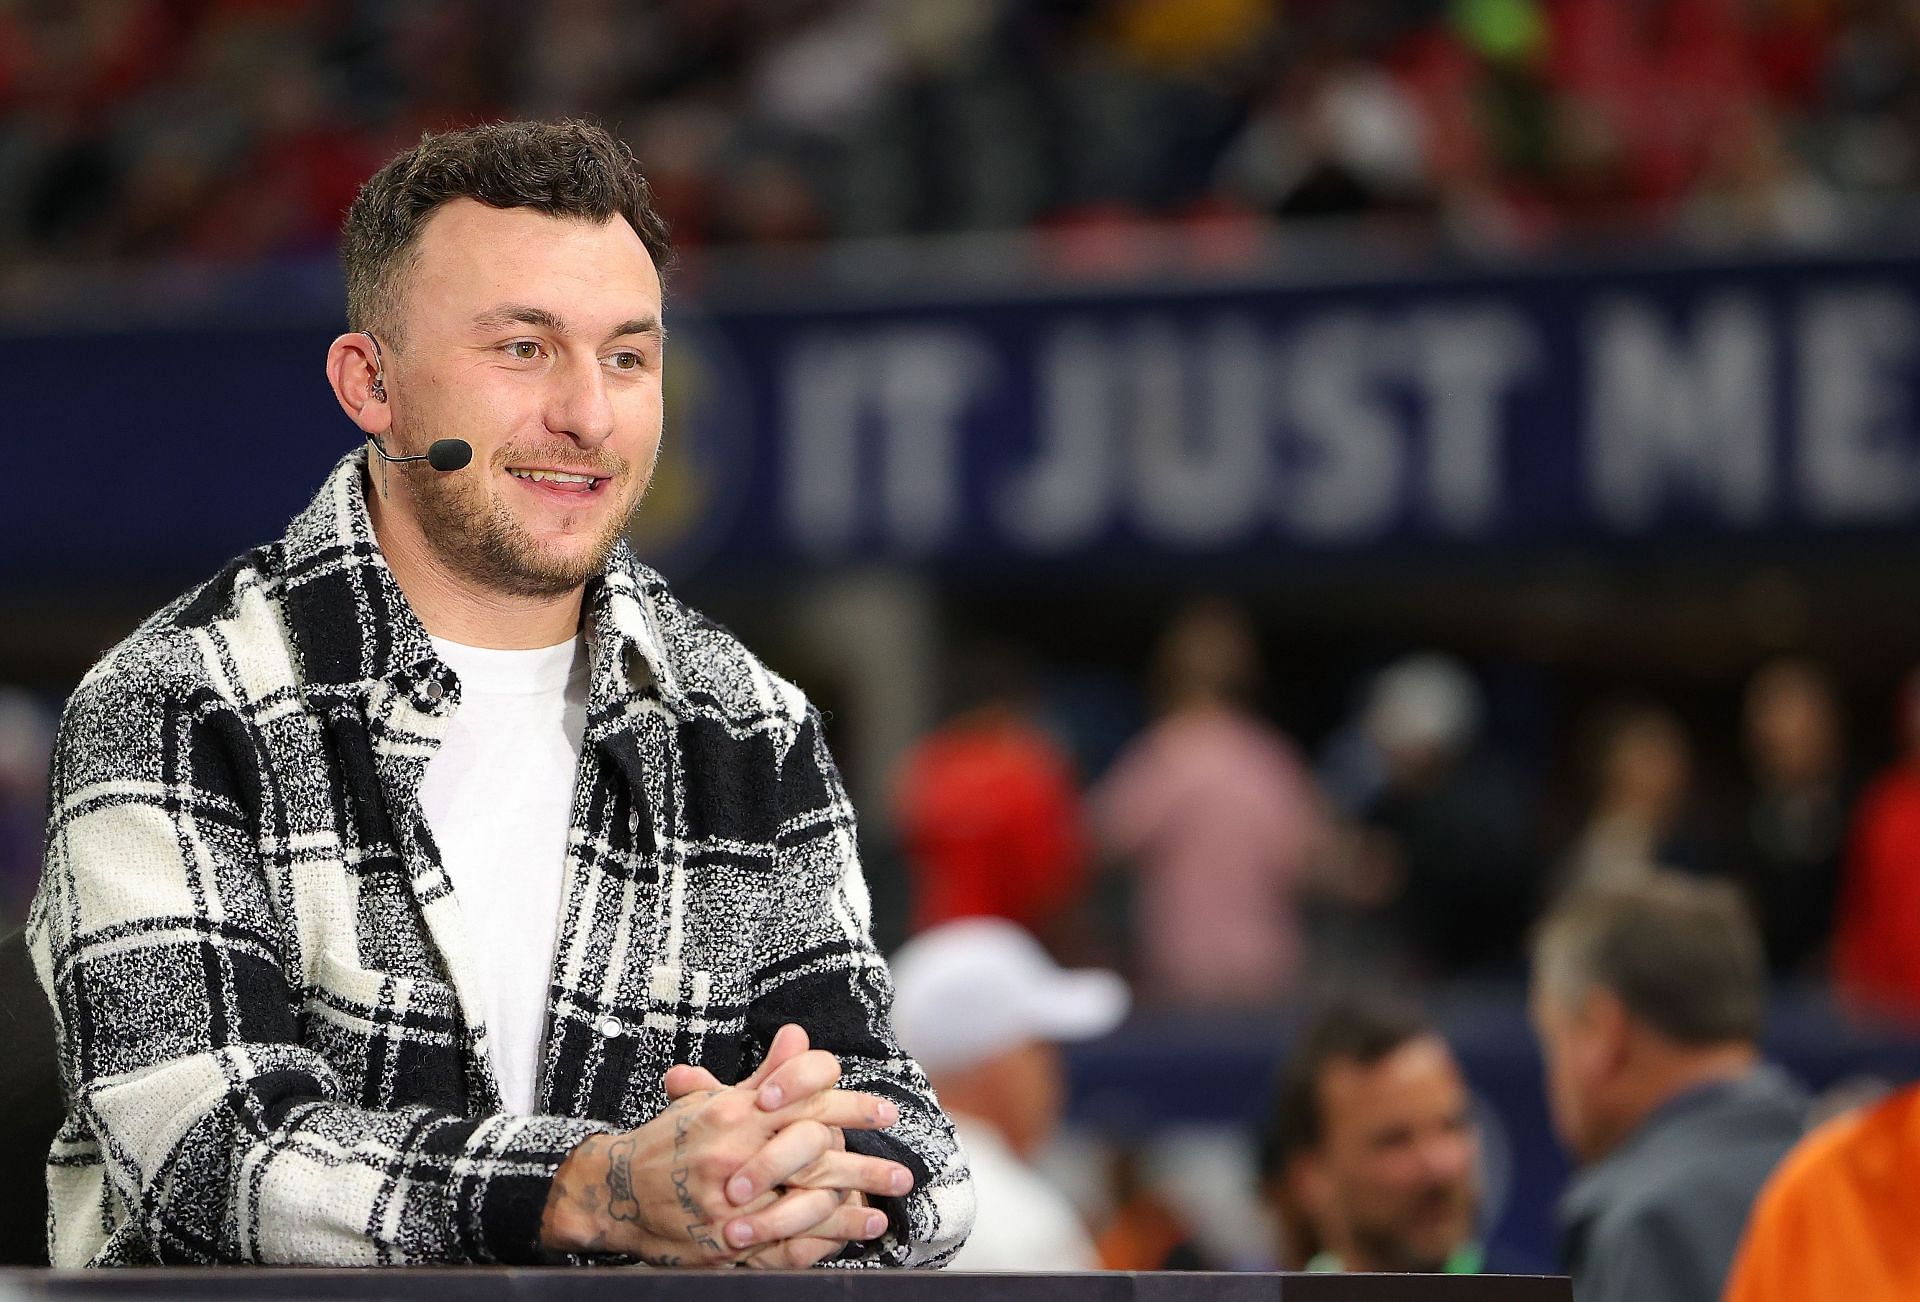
[423,680,445,703]
[598,1014,627,1039]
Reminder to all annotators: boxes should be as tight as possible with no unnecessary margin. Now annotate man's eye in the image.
[507,340,543,361]
[607,351,643,371]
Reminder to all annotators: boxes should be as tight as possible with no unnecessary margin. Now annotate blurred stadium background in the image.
[10,0,1920,1271]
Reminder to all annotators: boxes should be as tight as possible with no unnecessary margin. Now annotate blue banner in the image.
[11,249,1920,588]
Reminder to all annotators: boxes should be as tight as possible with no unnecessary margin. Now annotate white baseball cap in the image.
[888,917,1130,1074]
[1364,653,1483,755]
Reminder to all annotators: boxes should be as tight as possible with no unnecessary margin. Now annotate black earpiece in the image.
[365,332,388,403]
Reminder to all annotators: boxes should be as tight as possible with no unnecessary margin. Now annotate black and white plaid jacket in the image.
[27,451,973,1269]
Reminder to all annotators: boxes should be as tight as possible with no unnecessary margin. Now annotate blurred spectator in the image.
[1733,658,1854,976]
[888,917,1129,1272]
[1540,0,1757,223]
[1256,991,1526,1275]
[0,689,53,929]
[1093,1147,1208,1272]
[1089,599,1329,1006]
[1358,654,1536,977]
[1722,1082,1920,1302]
[1530,874,1807,1302]
[1819,0,1920,194]
[892,641,1090,945]
[1223,53,1436,225]
[1834,668,1920,1016]
[1560,700,1712,892]
[1681,104,1843,247]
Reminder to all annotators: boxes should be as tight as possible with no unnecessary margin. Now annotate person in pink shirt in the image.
[1091,600,1331,1007]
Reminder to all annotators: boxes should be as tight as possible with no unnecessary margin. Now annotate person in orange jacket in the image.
[1722,1083,1920,1302]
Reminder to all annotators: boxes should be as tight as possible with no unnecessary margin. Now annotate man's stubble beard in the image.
[1348,1182,1476,1274]
[405,439,656,599]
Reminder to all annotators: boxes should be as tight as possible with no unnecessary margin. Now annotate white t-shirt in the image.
[947,1116,1101,1272]
[418,634,588,1114]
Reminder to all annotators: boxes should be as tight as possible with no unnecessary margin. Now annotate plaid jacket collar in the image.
[279,449,683,716]
[276,451,691,1058]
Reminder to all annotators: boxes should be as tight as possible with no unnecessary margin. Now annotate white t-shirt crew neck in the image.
[418,634,588,1114]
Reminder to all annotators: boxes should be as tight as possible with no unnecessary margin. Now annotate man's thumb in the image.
[744,1023,810,1085]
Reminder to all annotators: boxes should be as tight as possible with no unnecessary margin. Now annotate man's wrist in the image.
[541,1133,616,1254]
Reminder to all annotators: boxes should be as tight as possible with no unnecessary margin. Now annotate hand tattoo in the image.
[543,1141,617,1254]
[607,1134,641,1225]
[671,1110,724,1254]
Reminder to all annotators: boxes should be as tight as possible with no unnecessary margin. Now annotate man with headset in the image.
[28,119,972,1269]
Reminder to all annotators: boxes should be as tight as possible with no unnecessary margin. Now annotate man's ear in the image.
[326,333,391,435]
[1586,987,1633,1078]
[1290,1151,1334,1222]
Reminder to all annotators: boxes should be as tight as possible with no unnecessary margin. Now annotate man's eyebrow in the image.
[608,315,666,344]
[470,306,664,345]
[471,304,570,335]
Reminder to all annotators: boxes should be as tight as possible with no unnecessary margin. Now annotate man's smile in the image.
[506,465,613,497]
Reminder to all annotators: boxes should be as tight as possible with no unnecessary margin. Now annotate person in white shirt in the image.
[889,918,1129,1271]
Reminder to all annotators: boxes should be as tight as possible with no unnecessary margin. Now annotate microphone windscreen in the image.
[426,439,474,472]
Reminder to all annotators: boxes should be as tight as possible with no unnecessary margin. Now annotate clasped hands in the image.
[540,1023,914,1268]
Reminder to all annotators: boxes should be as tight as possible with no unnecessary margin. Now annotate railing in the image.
[0,1267,1572,1301]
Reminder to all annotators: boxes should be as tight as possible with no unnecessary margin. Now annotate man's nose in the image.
[549,353,615,446]
[1420,1132,1475,1183]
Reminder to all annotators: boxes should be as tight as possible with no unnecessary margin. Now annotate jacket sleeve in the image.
[745,705,974,1268]
[28,667,612,1267]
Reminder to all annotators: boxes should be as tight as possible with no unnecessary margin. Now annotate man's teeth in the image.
[509,469,597,484]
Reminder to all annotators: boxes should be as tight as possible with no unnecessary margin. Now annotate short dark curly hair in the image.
[340,119,674,345]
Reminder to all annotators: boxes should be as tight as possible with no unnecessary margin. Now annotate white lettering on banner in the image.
[785,303,1544,557]
[1796,289,1920,523]
[874,332,997,550]
[996,323,1116,551]
[783,329,994,554]
[1130,318,1269,546]
[785,334,868,553]
[1406,308,1539,533]
[1585,294,1773,530]
[1281,312,1404,540]
[1004,308,1538,550]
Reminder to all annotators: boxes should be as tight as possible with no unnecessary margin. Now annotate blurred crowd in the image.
[889,599,1920,1023]
[11,0,1920,268]
[14,590,1920,1021]
[890,856,1917,1295]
